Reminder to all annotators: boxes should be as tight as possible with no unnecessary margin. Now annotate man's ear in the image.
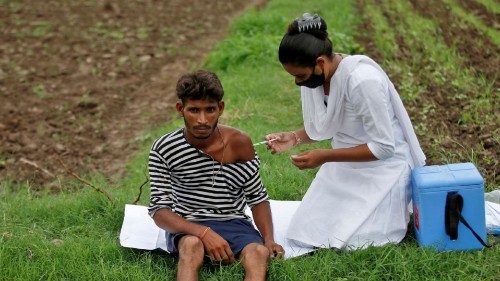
[175,101,184,116]
[218,101,225,114]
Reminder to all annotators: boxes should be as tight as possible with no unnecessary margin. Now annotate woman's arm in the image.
[290,144,377,170]
[265,127,315,154]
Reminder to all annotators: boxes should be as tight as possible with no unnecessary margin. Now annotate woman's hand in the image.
[290,149,329,169]
[265,132,296,154]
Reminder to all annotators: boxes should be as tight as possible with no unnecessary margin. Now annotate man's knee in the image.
[178,235,204,260]
[242,243,270,262]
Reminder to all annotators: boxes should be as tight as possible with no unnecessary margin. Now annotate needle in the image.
[253,139,277,147]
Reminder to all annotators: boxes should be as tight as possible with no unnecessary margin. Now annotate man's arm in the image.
[148,145,203,236]
[251,201,284,258]
[148,144,234,262]
[153,209,235,263]
[152,208,207,237]
[225,127,284,257]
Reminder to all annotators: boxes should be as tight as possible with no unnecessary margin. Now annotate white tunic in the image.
[286,55,425,249]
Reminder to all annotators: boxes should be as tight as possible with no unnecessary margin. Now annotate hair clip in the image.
[296,13,322,33]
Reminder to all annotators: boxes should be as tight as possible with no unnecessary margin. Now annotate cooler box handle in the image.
[445,192,491,248]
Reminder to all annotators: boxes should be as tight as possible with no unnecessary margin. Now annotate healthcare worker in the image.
[265,13,426,249]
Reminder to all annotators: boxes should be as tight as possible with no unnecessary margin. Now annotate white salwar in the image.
[286,55,426,250]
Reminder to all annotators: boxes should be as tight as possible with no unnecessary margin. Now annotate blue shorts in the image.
[166,218,263,257]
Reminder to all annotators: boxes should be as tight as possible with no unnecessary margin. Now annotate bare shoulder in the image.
[220,125,255,162]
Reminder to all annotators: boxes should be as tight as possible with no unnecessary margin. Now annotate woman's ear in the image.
[316,56,325,67]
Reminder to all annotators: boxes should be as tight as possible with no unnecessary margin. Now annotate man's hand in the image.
[264,240,285,259]
[290,149,329,169]
[200,228,235,263]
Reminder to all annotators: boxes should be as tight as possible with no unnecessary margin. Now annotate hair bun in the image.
[296,13,323,32]
[280,13,333,66]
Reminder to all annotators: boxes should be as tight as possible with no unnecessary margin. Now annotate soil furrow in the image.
[457,0,499,28]
[355,0,498,185]
[0,1,253,188]
[354,0,384,63]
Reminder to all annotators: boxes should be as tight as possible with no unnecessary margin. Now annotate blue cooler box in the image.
[411,163,486,251]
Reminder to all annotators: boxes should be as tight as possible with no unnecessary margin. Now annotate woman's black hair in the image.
[176,70,224,103]
[278,13,333,67]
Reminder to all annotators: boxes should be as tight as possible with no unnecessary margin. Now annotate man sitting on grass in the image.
[148,70,284,281]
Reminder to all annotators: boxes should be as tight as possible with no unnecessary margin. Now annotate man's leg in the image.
[239,243,270,281]
[177,235,204,281]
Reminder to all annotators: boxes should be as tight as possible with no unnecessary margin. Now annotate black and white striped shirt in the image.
[148,128,269,221]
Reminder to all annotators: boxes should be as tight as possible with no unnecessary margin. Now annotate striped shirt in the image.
[148,128,269,221]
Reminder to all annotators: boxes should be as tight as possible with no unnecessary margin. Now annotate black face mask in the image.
[296,69,325,88]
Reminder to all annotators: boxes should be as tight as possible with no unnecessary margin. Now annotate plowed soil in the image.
[356,0,499,186]
[1,0,497,189]
[0,0,256,188]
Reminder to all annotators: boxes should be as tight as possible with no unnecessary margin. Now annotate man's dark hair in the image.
[176,70,224,103]
[278,13,333,67]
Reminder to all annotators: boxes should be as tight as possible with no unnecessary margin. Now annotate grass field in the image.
[1,0,499,280]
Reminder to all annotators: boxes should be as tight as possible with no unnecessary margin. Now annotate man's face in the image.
[176,98,224,139]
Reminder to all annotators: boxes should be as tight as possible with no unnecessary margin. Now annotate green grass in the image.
[361,0,498,189]
[389,0,497,126]
[475,0,500,14]
[444,0,500,46]
[358,0,425,104]
[1,0,499,280]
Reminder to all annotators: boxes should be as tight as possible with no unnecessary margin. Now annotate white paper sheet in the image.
[119,200,316,259]
[119,199,500,256]
[119,204,167,251]
[485,201,500,235]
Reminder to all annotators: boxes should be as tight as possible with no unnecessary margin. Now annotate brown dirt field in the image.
[0,1,261,188]
[355,0,499,186]
[408,0,499,184]
[456,0,499,29]
[410,0,499,85]
[354,0,383,62]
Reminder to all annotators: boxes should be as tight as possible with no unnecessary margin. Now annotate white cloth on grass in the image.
[119,201,499,254]
[485,190,500,234]
[119,200,316,259]
[287,55,424,250]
